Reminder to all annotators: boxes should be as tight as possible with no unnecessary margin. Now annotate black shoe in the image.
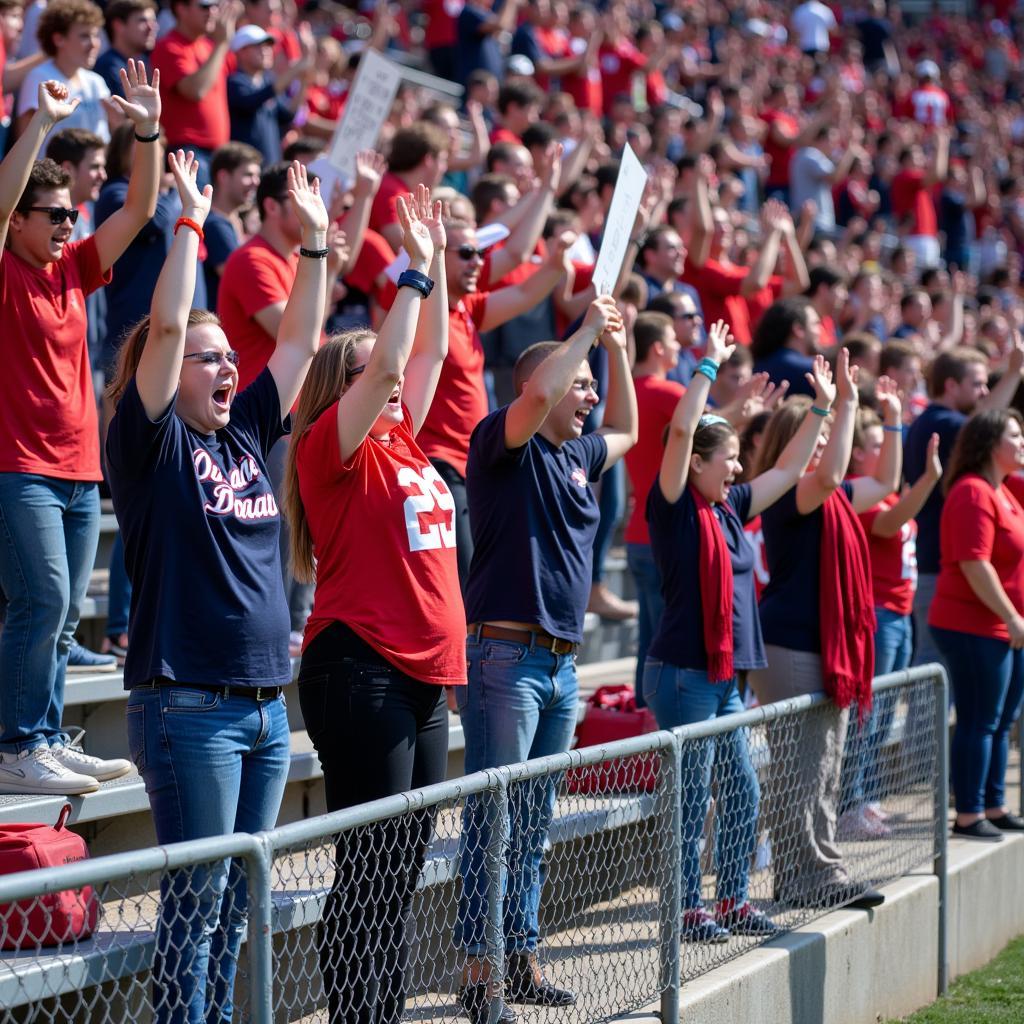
[681,908,731,943]
[987,813,1024,831]
[953,819,1005,842]
[784,881,882,910]
[848,888,885,909]
[459,983,517,1024]
[717,902,779,936]
[505,952,576,1007]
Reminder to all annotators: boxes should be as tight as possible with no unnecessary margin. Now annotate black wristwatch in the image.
[397,268,434,298]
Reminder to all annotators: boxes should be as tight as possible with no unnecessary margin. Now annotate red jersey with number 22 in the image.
[296,402,467,685]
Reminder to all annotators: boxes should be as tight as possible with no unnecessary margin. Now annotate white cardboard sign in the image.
[591,144,648,296]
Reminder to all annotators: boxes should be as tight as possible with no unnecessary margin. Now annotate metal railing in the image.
[0,666,947,1024]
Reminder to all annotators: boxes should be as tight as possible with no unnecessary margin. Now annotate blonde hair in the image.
[283,330,374,583]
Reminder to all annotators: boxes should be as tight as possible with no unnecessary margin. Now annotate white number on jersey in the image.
[398,466,457,552]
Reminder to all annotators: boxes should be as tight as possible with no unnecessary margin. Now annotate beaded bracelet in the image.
[299,246,330,259]
[810,405,831,417]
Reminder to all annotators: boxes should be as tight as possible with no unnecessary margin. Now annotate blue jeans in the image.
[0,474,99,753]
[591,460,624,585]
[626,543,663,703]
[107,532,131,637]
[456,635,579,956]
[930,627,1024,815]
[126,685,290,1024]
[642,659,759,911]
[842,608,911,810]
[912,573,945,671]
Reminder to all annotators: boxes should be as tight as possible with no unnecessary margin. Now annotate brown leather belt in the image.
[469,623,579,656]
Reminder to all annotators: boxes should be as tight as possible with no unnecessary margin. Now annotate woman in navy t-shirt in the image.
[749,351,903,911]
[106,154,329,1024]
[645,320,835,943]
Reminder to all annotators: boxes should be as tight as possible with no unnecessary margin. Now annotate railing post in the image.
[932,667,950,997]
[247,836,276,1024]
[485,771,509,1024]
[660,735,682,1024]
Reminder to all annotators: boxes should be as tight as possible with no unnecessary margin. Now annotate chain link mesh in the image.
[0,671,945,1024]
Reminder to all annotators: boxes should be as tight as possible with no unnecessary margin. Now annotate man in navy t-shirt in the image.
[905,346,1023,667]
[751,296,821,397]
[456,296,636,1024]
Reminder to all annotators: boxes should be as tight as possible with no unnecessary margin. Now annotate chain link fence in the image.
[0,667,947,1024]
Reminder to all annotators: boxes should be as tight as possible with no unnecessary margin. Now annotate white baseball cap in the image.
[231,25,274,53]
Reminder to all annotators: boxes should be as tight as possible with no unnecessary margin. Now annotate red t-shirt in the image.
[563,39,602,116]
[0,236,110,480]
[860,496,918,615]
[623,375,685,545]
[152,30,230,149]
[417,293,490,477]
[369,172,408,236]
[929,474,1024,640]
[422,0,463,48]
[344,227,397,311]
[489,126,521,146]
[745,274,783,333]
[683,259,753,345]
[306,83,346,123]
[760,108,799,189]
[598,39,645,115]
[890,168,938,237]
[217,235,297,390]
[745,515,770,601]
[297,402,467,685]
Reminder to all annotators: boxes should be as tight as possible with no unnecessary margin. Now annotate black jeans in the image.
[430,458,472,591]
[298,623,449,1024]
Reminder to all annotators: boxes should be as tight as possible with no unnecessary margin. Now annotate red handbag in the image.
[0,803,100,950]
[566,685,661,794]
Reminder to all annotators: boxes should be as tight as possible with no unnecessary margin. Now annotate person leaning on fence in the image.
[748,350,903,911]
[644,331,836,944]
[456,295,638,1024]
[0,66,161,798]
[105,153,328,1024]
[928,409,1024,843]
[284,188,466,1024]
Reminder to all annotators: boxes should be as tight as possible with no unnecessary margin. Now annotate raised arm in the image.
[980,332,1024,411]
[93,61,162,273]
[174,2,239,102]
[850,375,903,512]
[134,150,212,420]
[796,347,858,514]
[335,196,435,463]
[596,303,638,471]
[0,81,78,252]
[402,188,449,435]
[448,101,490,173]
[659,320,735,503]
[871,433,941,538]
[266,161,329,414]
[748,355,834,516]
[478,230,570,333]
[739,202,783,297]
[775,205,810,294]
[336,149,386,276]
[503,295,619,450]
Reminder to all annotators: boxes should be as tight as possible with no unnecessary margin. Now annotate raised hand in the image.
[325,225,350,275]
[924,432,942,483]
[37,80,79,125]
[583,294,622,339]
[835,346,859,404]
[167,149,212,223]
[537,141,564,193]
[395,193,435,267]
[875,374,903,425]
[210,0,243,46]
[805,353,836,409]
[286,160,329,236]
[545,228,577,272]
[354,149,387,199]
[111,59,161,132]
[410,184,446,252]
[705,319,735,366]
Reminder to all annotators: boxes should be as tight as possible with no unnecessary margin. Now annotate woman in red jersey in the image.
[284,186,464,1024]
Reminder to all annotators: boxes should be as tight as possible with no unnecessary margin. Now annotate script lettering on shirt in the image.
[193,448,279,521]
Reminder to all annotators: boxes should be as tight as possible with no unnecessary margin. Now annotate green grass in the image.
[888,935,1024,1022]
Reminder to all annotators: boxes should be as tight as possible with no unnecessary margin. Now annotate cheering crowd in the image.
[3,0,1024,1021]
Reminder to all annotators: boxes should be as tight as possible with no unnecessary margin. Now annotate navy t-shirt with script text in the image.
[106,367,291,689]
[465,406,607,643]
[647,481,766,672]
[758,480,854,653]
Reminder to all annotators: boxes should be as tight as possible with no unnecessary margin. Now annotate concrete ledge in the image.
[665,833,1024,1024]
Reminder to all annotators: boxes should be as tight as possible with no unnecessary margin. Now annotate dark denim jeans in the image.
[931,626,1024,815]
[626,542,663,704]
[642,659,759,910]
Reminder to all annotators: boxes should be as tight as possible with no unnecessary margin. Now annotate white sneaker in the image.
[0,746,100,795]
[52,733,132,782]
[837,805,892,840]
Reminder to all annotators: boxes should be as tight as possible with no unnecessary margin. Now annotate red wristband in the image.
[174,216,204,242]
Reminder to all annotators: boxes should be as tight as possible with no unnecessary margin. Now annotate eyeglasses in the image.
[573,378,599,393]
[456,244,486,261]
[28,206,79,225]
[182,350,240,367]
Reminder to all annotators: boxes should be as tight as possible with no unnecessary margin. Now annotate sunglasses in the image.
[456,244,486,261]
[182,350,240,367]
[28,206,79,226]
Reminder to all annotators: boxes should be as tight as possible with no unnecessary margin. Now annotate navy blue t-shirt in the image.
[106,367,291,689]
[95,48,149,98]
[227,73,292,163]
[465,406,608,642]
[457,5,504,82]
[752,347,816,397]
[758,480,854,652]
[203,210,239,313]
[647,481,766,672]
[904,402,966,574]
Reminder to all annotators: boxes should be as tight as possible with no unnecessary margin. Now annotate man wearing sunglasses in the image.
[0,66,162,797]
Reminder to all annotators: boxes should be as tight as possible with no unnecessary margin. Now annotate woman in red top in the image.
[929,409,1024,842]
[284,187,465,1024]
[840,409,941,839]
